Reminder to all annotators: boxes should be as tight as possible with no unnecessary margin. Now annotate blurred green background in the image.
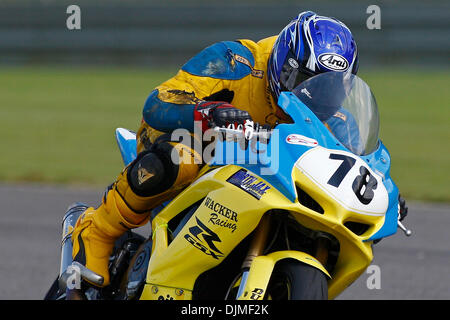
[1,1,449,202]
[1,67,449,202]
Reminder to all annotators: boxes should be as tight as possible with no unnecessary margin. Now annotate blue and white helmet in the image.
[268,11,359,101]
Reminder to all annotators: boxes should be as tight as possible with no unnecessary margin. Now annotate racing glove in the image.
[398,194,408,221]
[373,194,409,245]
[194,101,252,132]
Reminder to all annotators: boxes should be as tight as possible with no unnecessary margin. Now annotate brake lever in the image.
[397,213,412,237]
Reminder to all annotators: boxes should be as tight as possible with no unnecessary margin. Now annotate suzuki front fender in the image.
[238,250,330,300]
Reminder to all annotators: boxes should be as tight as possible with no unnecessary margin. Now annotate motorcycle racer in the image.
[70,11,405,287]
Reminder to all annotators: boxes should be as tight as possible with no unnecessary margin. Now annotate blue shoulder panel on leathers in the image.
[181,41,254,80]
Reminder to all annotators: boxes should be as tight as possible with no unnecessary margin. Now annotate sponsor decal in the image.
[233,54,250,66]
[137,163,155,185]
[300,88,312,99]
[227,169,271,200]
[209,213,237,233]
[333,111,347,122]
[286,134,318,147]
[288,57,299,69]
[250,288,265,300]
[158,295,174,300]
[234,53,264,79]
[318,53,349,71]
[204,197,238,233]
[184,217,224,259]
[251,69,264,78]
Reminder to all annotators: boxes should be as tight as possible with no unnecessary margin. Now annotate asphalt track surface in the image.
[0,183,448,300]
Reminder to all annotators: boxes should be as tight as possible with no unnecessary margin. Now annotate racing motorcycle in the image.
[45,72,411,300]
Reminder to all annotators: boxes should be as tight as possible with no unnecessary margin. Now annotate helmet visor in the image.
[279,50,316,92]
[292,72,380,155]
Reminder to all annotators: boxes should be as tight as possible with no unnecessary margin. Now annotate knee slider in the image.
[128,151,166,197]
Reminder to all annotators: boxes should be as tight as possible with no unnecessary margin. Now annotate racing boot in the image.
[71,139,201,287]
[71,188,150,287]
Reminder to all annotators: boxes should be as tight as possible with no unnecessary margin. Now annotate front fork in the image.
[236,214,331,300]
[236,214,271,299]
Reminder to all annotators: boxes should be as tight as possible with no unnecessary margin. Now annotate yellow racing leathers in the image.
[71,36,294,286]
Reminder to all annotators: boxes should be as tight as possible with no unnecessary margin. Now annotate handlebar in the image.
[213,120,272,141]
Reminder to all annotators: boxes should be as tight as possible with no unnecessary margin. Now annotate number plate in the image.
[295,147,388,216]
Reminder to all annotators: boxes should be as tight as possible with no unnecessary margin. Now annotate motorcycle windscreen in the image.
[291,72,380,156]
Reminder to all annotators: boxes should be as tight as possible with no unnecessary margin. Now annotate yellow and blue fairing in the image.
[116,73,401,299]
[210,74,400,242]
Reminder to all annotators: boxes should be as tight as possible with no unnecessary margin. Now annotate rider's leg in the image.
[71,128,201,286]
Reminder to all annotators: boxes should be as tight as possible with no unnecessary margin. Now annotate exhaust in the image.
[58,203,87,294]
[59,203,87,278]
[58,203,105,293]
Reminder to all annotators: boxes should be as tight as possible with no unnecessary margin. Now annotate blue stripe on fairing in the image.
[115,129,137,166]
[135,89,399,241]
[211,91,399,241]
[363,143,399,241]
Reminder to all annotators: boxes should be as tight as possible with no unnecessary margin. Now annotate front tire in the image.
[266,259,328,300]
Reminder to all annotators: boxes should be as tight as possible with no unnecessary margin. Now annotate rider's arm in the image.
[142,41,258,133]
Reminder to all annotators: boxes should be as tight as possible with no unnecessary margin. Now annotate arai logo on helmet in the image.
[318,53,349,71]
